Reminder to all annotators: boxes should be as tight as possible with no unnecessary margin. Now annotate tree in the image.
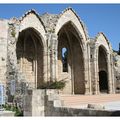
[119,43,120,55]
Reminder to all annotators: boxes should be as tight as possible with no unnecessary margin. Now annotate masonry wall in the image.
[0,19,8,87]
[23,89,45,116]
[23,89,120,116]
[46,106,120,116]
[0,10,117,100]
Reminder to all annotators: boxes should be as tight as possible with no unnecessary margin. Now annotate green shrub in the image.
[14,109,23,116]
[38,80,66,90]
[11,28,16,37]
[3,103,23,116]
[11,106,17,112]
[5,104,11,111]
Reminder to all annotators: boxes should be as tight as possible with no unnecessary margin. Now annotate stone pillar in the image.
[110,54,115,93]
[42,39,48,83]
[50,34,58,81]
[93,54,99,95]
[45,34,51,82]
[87,42,92,95]
[90,43,99,95]
[84,45,90,95]
[107,53,114,94]
[93,45,99,95]
[95,51,100,95]
[90,45,94,95]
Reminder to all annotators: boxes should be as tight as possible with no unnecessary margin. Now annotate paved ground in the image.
[64,101,120,111]
[0,111,15,116]
[60,94,120,111]
[103,101,120,110]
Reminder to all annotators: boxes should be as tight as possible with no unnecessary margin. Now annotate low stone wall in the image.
[23,89,46,116]
[45,95,120,116]
[23,89,62,116]
[23,89,120,116]
[46,106,120,116]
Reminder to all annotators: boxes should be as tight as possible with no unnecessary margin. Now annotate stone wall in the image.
[0,8,117,100]
[0,19,8,87]
[46,106,120,116]
[23,89,120,116]
[23,89,45,116]
[90,33,115,94]
[114,53,120,92]
[23,89,62,116]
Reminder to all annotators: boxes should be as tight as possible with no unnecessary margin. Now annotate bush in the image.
[4,104,11,111]
[3,103,23,116]
[11,106,17,112]
[14,109,23,116]
[38,80,66,90]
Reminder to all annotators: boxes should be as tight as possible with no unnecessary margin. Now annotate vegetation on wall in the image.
[11,28,16,37]
[37,80,66,90]
[3,103,23,116]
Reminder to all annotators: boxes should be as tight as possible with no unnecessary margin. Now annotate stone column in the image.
[94,46,100,94]
[87,42,92,95]
[43,43,48,82]
[110,54,115,93]
[50,34,58,81]
[107,53,114,94]
[84,45,90,95]
[93,45,99,95]
[90,43,99,95]
[93,55,99,94]
[45,34,51,82]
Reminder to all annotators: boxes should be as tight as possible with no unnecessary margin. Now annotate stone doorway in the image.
[99,71,108,93]
[58,22,85,94]
[16,28,43,89]
[98,46,108,93]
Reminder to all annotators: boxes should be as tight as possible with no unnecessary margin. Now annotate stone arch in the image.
[15,10,48,88]
[57,21,85,94]
[19,10,46,46]
[98,45,108,93]
[94,33,115,94]
[16,27,45,89]
[55,8,88,46]
[95,33,112,52]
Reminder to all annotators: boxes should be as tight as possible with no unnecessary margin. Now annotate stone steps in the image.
[60,94,120,107]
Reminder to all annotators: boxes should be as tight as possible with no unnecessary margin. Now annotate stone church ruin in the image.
[0,8,120,107]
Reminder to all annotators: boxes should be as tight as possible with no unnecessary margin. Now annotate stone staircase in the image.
[60,94,120,108]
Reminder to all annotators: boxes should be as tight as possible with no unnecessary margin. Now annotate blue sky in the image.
[0,4,120,51]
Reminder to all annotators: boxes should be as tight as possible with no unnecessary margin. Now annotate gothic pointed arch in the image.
[94,32,115,94]
[19,9,46,46]
[95,32,112,52]
[55,8,89,94]
[55,8,88,47]
[16,10,47,89]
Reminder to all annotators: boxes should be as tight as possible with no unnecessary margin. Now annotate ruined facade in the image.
[0,8,117,97]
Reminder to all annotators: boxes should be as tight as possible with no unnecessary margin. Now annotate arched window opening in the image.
[62,47,68,72]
